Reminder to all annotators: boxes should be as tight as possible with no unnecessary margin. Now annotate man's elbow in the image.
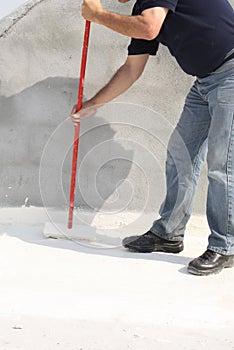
[140,7,167,40]
[142,25,159,40]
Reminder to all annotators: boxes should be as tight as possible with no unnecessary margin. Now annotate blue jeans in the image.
[151,57,234,255]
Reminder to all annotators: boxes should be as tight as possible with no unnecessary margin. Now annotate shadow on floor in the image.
[0,224,193,274]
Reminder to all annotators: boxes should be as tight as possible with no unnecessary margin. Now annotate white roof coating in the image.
[0,209,233,349]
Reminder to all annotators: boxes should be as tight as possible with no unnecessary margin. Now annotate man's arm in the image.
[71,54,149,124]
[82,0,168,40]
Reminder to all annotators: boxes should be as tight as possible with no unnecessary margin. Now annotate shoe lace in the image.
[143,231,157,239]
[199,250,216,262]
[135,231,155,243]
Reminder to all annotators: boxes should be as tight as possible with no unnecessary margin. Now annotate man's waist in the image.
[197,50,234,79]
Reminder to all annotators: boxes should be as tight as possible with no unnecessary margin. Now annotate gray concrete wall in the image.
[0,0,233,214]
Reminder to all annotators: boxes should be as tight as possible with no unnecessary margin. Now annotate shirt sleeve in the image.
[140,0,178,13]
[128,37,159,56]
[127,0,160,56]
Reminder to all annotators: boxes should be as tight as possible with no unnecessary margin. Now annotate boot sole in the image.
[124,243,184,254]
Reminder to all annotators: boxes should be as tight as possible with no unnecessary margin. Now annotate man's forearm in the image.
[71,55,148,123]
[95,11,152,39]
[82,1,168,40]
[71,62,140,123]
[90,63,140,105]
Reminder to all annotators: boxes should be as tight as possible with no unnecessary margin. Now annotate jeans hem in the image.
[150,227,184,242]
[208,246,234,256]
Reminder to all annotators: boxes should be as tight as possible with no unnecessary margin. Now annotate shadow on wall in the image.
[0,77,134,210]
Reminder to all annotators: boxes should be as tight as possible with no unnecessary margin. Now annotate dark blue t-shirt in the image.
[128,0,234,76]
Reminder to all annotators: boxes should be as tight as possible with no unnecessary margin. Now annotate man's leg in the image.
[151,86,210,240]
[123,81,211,252]
[207,73,234,254]
[188,61,234,275]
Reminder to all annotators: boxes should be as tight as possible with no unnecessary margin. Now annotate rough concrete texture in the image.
[0,0,233,213]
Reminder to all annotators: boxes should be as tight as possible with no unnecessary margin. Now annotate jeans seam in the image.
[179,86,209,227]
[226,116,234,248]
[182,136,207,223]
[191,135,207,185]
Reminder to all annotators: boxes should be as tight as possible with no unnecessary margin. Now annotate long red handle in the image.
[68,20,91,229]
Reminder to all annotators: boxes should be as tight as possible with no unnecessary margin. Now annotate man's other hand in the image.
[82,0,103,22]
[70,101,97,126]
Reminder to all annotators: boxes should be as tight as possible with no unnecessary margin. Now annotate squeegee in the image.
[44,20,95,240]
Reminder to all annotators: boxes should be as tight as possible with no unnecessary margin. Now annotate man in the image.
[71,0,234,275]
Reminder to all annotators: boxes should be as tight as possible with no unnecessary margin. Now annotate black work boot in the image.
[187,249,234,276]
[122,231,184,253]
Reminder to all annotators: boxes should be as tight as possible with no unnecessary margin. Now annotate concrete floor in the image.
[0,209,233,349]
